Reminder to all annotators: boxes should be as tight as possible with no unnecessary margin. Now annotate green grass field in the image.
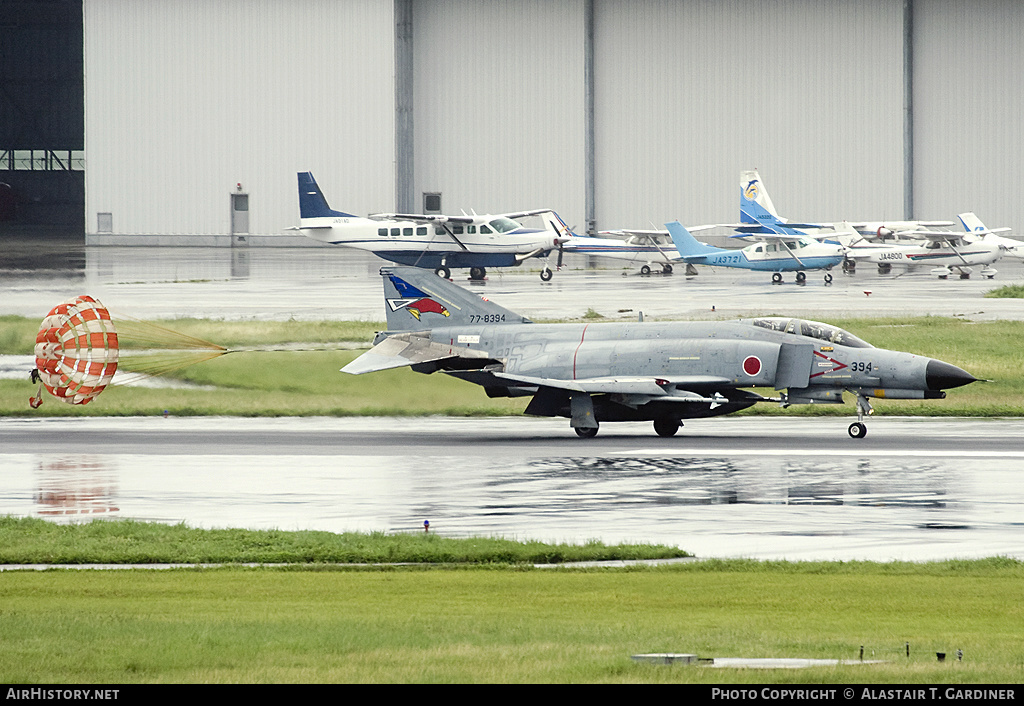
[3,315,1024,417]
[0,517,687,565]
[1,561,1021,683]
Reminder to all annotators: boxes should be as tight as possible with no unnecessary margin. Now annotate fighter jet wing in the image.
[342,333,492,375]
[493,372,733,394]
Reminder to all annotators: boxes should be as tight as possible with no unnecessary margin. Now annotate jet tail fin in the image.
[297,172,356,219]
[381,266,531,332]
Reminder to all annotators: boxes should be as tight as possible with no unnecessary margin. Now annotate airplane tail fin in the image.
[381,266,531,332]
[666,221,720,259]
[297,172,356,219]
[740,169,781,225]
[958,212,987,233]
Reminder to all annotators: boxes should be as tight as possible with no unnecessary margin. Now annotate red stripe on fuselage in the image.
[573,325,589,380]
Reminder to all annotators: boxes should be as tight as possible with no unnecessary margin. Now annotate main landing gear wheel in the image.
[662,263,673,275]
[640,264,652,276]
[575,426,598,438]
[795,271,807,283]
[540,267,553,282]
[771,272,783,284]
[848,422,867,439]
[653,418,680,437]
[434,266,451,279]
[469,267,486,280]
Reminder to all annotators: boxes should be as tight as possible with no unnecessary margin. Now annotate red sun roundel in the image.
[742,355,762,376]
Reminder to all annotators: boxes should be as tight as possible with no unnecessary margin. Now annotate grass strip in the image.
[984,284,1024,298]
[0,560,1020,683]
[0,517,687,565]
[2,315,1023,417]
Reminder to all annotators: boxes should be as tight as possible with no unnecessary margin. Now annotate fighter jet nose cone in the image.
[926,359,977,390]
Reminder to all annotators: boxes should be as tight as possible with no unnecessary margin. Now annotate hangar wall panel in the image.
[914,0,1024,233]
[412,0,586,229]
[85,0,395,236]
[593,0,905,231]
[81,0,1023,241]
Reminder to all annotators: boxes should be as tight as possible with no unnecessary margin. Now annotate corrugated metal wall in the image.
[83,0,1023,237]
[914,0,1024,232]
[84,0,395,235]
[594,0,905,229]
[412,0,586,227]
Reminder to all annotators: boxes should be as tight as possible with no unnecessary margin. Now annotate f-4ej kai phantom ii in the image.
[343,266,977,439]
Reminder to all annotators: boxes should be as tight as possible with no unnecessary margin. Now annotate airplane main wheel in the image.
[662,264,673,275]
[796,271,807,283]
[848,422,867,439]
[772,272,783,284]
[540,267,553,282]
[640,264,652,276]
[469,267,486,280]
[653,418,680,437]
[575,426,599,438]
[435,266,451,279]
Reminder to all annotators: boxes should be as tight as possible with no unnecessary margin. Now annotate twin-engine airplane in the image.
[343,265,976,439]
[295,172,563,281]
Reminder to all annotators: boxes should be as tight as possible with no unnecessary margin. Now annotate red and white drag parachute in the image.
[29,296,229,408]
[32,296,119,407]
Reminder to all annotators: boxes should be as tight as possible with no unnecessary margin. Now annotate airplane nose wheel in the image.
[540,267,553,282]
[575,425,598,438]
[434,266,451,279]
[848,422,867,439]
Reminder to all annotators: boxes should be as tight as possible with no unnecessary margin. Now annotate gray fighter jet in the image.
[344,266,977,438]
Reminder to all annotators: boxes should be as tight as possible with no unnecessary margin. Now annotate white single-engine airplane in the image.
[736,170,1003,278]
[737,169,955,238]
[540,211,717,275]
[838,221,1003,279]
[295,172,564,281]
[959,212,1022,259]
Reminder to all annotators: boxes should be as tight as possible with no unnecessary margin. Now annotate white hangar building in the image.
[81,0,1024,243]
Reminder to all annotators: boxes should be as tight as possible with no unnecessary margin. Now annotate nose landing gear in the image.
[848,393,873,438]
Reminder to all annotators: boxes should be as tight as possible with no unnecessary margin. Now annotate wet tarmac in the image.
[2,241,1024,322]
[3,240,1023,561]
[1,415,1022,562]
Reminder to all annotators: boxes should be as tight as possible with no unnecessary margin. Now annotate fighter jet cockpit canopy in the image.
[750,317,874,349]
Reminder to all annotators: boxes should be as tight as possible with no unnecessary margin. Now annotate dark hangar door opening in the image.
[0,0,85,238]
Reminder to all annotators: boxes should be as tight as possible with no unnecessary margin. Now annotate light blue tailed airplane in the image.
[666,220,845,284]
